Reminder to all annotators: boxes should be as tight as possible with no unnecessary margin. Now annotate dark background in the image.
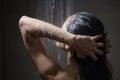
[1,0,120,80]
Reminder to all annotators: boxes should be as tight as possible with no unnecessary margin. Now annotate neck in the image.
[67,51,78,65]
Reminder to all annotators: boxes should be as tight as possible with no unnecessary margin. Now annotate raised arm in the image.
[19,16,75,46]
[19,16,62,79]
[19,16,104,63]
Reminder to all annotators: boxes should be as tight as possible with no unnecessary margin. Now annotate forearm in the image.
[19,16,75,46]
[19,17,62,76]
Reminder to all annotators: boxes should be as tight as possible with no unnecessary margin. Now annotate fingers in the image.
[105,49,110,54]
[92,34,103,41]
[105,38,112,54]
[105,39,112,48]
[96,43,104,47]
[76,51,85,59]
[105,44,112,48]
[86,46,103,60]
[56,42,66,50]
[77,54,85,59]
[76,50,102,61]
[93,48,104,55]
[65,45,71,50]
[105,39,110,44]
[105,41,111,54]
[77,50,99,61]
[88,52,97,61]
[76,50,99,61]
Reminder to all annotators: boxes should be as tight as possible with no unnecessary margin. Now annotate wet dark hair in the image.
[67,12,112,80]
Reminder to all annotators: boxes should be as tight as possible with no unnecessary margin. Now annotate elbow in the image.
[18,16,27,28]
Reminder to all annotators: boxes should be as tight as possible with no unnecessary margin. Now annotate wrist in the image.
[71,35,84,46]
[69,34,77,46]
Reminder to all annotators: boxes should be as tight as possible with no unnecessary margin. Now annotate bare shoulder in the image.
[53,63,79,80]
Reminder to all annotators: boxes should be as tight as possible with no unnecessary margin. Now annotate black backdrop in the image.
[1,0,120,80]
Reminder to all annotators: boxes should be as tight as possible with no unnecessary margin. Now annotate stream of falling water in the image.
[33,0,83,80]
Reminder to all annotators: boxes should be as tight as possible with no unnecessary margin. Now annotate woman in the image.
[19,12,112,80]
[57,12,113,80]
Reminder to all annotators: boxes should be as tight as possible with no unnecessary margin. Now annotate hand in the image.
[72,34,104,61]
[105,39,112,54]
[105,32,112,54]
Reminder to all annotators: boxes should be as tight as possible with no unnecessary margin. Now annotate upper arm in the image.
[19,16,62,77]
[31,41,62,77]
